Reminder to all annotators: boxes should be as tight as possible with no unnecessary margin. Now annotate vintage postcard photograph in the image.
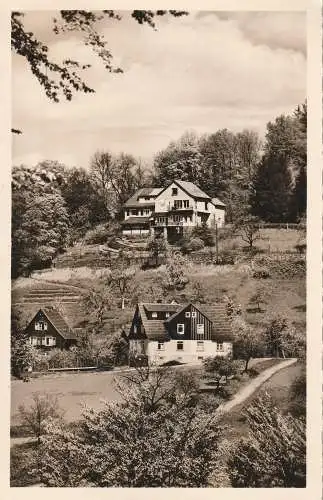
[8,3,320,494]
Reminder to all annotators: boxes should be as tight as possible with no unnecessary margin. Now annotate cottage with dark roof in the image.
[122,180,225,240]
[24,307,77,350]
[128,302,233,365]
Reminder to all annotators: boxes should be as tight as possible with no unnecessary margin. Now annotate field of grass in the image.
[219,227,303,253]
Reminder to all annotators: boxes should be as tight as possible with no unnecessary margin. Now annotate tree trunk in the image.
[121,297,125,309]
[245,357,250,372]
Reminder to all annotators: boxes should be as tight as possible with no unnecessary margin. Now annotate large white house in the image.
[122,180,225,239]
[128,302,233,366]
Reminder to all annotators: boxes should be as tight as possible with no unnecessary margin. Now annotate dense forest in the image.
[12,103,306,278]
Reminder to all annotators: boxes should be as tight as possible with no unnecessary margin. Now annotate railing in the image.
[154,220,184,227]
[169,204,194,211]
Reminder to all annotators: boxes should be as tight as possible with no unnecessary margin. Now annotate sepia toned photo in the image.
[11,9,307,488]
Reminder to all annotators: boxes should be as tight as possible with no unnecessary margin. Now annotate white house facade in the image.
[121,180,225,238]
[128,302,233,366]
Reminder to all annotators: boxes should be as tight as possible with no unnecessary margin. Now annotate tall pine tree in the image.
[251,153,293,222]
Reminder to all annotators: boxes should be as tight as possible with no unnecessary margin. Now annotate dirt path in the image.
[217,358,297,414]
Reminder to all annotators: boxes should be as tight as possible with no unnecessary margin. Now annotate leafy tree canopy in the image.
[12,10,188,105]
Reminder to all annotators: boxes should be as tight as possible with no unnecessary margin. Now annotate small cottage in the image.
[128,302,233,365]
[24,307,77,350]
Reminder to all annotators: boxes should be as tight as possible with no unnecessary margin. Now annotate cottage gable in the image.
[154,181,197,214]
[165,303,213,341]
[128,301,234,365]
[25,307,77,349]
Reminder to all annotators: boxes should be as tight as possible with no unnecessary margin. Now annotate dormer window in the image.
[177,324,185,335]
[172,187,178,196]
[152,312,158,319]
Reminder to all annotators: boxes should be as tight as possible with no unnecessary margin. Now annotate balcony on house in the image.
[153,216,184,227]
[168,201,194,211]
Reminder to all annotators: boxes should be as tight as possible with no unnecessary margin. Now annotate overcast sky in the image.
[12,10,306,169]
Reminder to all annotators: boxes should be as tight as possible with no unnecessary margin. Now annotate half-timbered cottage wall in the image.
[167,304,213,340]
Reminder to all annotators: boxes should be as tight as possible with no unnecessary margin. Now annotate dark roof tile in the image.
[135,302,233,341]
[124,187,162,207]
[41,307,76,340]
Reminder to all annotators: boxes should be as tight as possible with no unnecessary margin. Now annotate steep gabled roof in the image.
[175,180,211,199]
[154,179,211,202]
[42,307,77,339]
[135,302,233,342]
[164,303,188,323]
[197,303,234,340]
[26,307,76,340]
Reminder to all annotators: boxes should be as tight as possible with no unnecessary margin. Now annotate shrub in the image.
[217,248,236,265]
[295,243,306,254]
[129,354,148,367]
[289,367,306,417]
[188,237,205,252]
[47,348,77,369]
[192,223,215,246]
[11,443,40,486]
[228,394,306,487]
[252,266,271,279]
[203,356,236,380]
[84,225,110,245]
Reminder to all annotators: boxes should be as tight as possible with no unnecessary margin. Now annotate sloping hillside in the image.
[12,280,86,328]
